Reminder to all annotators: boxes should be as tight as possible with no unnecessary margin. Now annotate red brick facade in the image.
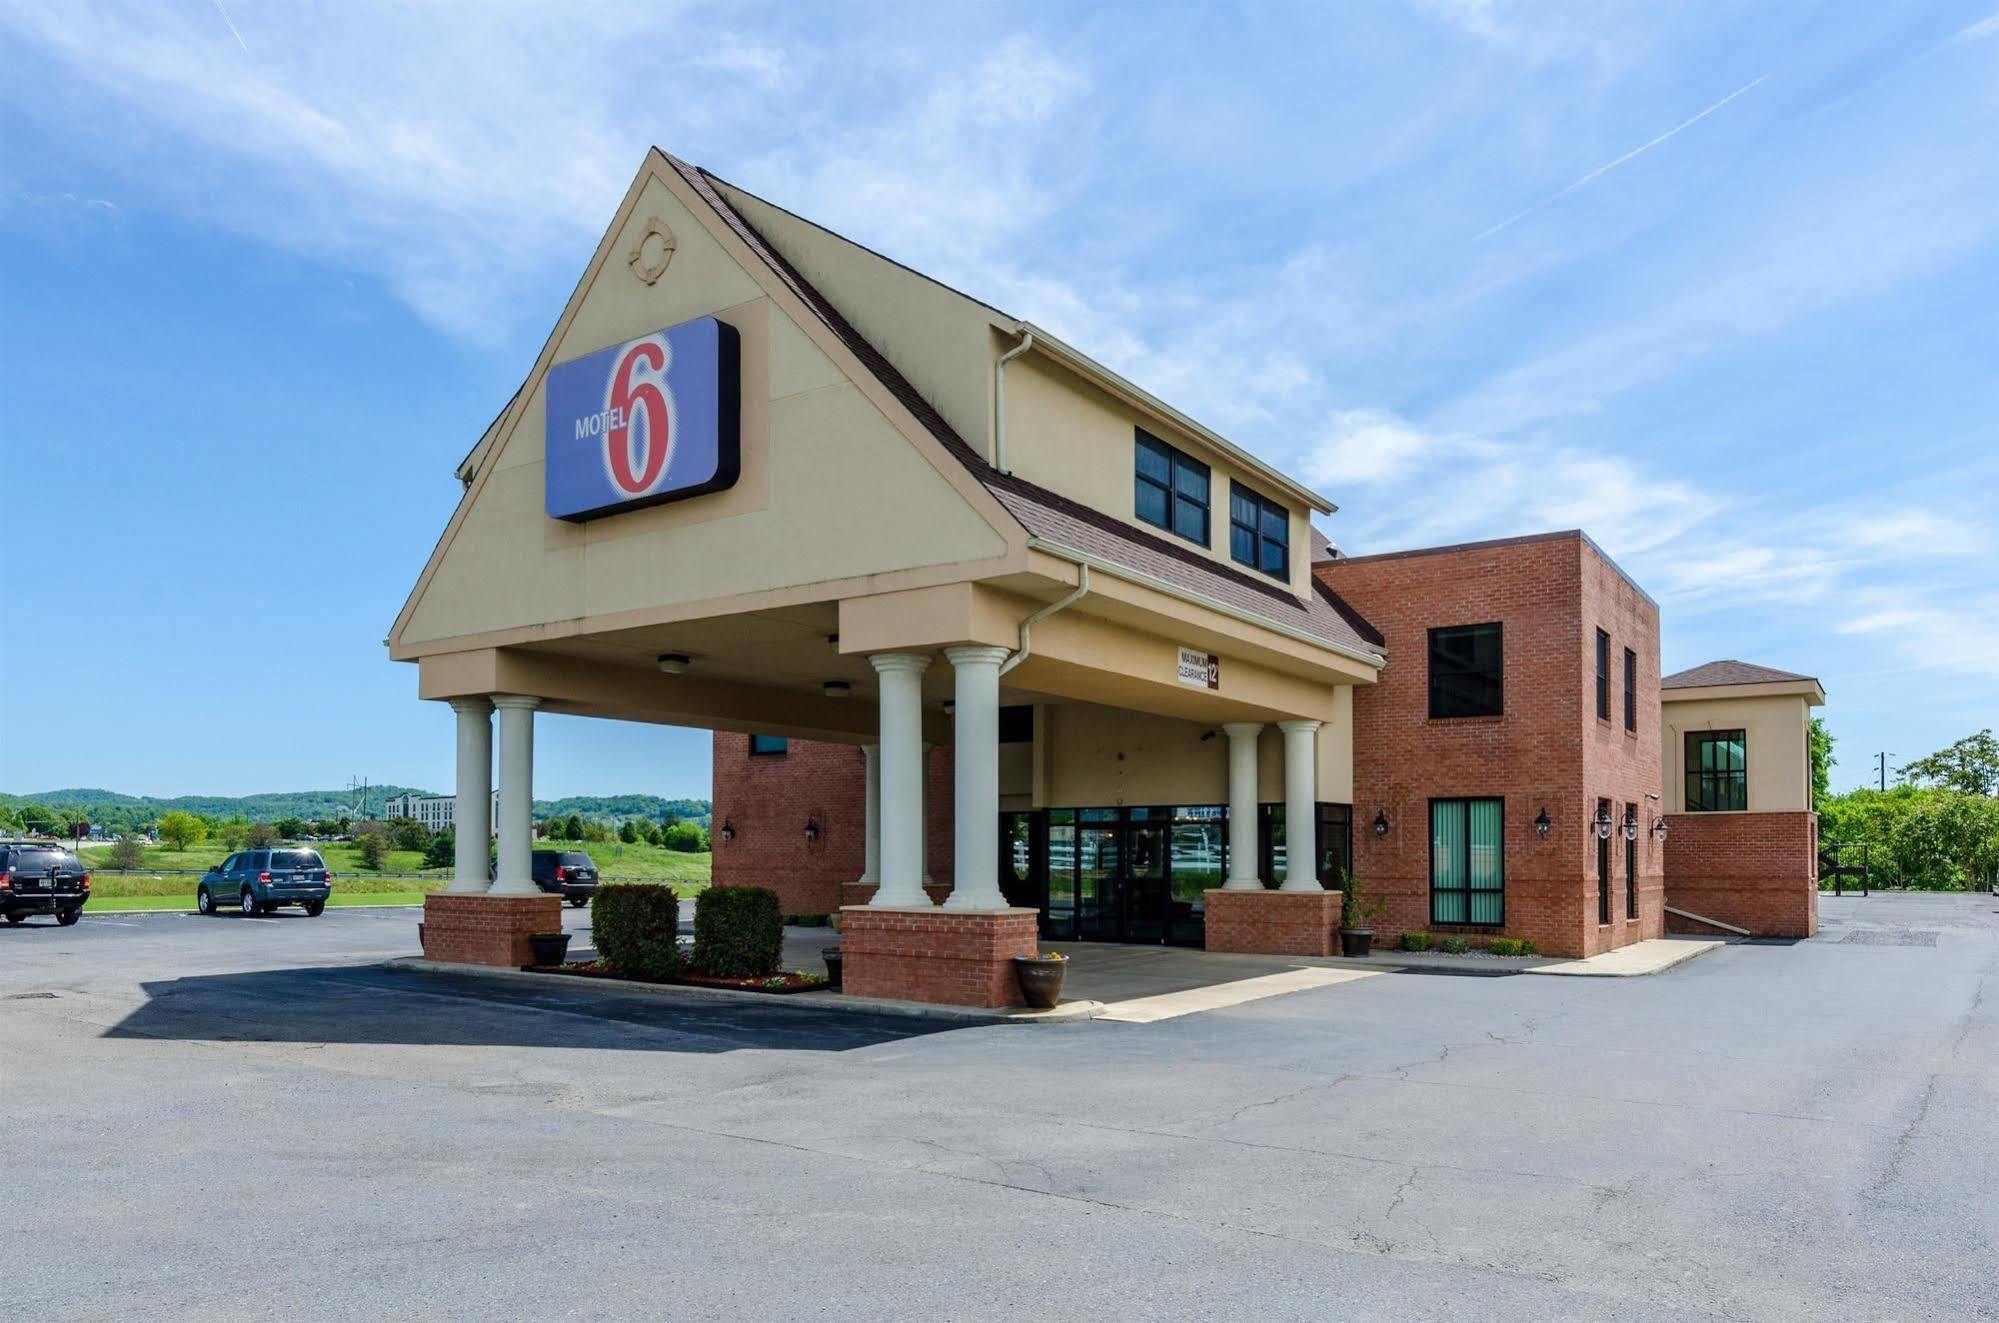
[1318,532,1664,959]
[1204,889,1343,957]
[1663,810,1819,937]
[420,893,563,968]
[710,733,953,915]
[837,906,1039,1007]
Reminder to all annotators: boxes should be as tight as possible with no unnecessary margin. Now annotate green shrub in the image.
[1438,936,1470,955]
[1400,932,1433,952]
[592,883,684,980]
[1517,939,1537,956]
[692,885,783,978]
[1489,937,1523,956]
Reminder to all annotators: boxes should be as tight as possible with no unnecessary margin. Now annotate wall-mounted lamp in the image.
[719,819,735,842]
[1372,809,1390,838]
[1651,816,1670,843]
[822,681,851,700]
[656,653,691,674]
[804,818,821,842]
[1534,808,1551,839]
[943,700,956,715]
[1592,806,1615,841]
[1621,809,1640,842]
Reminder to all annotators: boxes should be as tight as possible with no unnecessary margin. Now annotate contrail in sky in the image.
[212,0,250,56]
[1475,75,1768,242]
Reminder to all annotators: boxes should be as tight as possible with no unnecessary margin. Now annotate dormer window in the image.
[1134,429,1210,546]
[1229,482,1289,579]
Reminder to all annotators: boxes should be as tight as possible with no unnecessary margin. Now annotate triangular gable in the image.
[389,151,1028,658]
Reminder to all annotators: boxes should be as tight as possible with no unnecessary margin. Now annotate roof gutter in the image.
[993,325,1034,474]
[1000,563,1088,678]
[1026,537,1385,671]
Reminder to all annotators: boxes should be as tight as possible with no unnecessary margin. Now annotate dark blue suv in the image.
[199,849,331,917]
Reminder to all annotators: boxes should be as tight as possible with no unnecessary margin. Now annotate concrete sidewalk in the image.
[1524,936,1728,977]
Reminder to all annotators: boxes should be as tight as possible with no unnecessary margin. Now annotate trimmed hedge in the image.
[1399,932,1434,952]
[1438,936,1470,955]
[693,885,783,978]
[592,883,683,980]
[1488,937,1538,957]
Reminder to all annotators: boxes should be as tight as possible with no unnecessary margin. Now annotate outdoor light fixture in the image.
[1622,810,1640,842]
[943,700,956,714]
[656,653,691,674]
[720,819,735,842]
[804,818,821,842]
[822,680,851,699]
[1373,809,1390,838]
[1651,816,1670,842]
[1593,807,1615,840]
[1534,808,1551,838]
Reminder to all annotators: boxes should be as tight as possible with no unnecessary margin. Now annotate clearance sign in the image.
[544,316,741,521]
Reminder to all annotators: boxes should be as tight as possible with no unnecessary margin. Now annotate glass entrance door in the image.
[1122,816,1169,944]
[1077,811,1120,941]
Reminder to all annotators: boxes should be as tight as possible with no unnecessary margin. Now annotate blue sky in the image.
[3,0,1994,801]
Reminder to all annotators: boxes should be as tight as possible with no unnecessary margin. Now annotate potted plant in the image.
[822,946,843,990]
[527,931,571,967]
[1012,950,1068,1009]
[1339,872,1382,958]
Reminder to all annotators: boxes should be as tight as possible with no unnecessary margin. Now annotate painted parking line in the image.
[1096,966,1384,1023]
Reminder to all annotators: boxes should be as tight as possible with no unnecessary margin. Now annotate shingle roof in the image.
[1662,660,1817,690]
[667,154,1383,661]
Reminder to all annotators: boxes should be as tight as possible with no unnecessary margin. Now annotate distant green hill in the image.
[1,788,711,830]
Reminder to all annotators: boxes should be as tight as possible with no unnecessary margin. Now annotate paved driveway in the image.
[2,892,1994,1320]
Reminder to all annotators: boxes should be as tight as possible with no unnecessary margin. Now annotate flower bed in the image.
[527,959,829,994]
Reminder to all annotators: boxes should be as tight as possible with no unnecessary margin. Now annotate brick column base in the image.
[1203,889,1343,957]
[839,882,954,909]
[420,893,563,968]
[838,906,1039,1007]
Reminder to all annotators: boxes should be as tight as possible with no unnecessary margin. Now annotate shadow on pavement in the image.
[104,964,952,1055]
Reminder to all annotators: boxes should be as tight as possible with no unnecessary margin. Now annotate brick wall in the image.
[711,733,955,914]
[1663,810,1819,937]
[838,906,1038,1007]
[420,893,562,968]
[1204,889,1342,956]
[1318,532,1662,959]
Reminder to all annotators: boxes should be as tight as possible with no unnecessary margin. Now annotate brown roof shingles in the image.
[670,154,1383,661]
[1662,660,1817,689]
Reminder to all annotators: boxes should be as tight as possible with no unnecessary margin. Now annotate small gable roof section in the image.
[1662,660,1825,703]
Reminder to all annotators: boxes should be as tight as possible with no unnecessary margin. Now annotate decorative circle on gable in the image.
[628,217,676,285]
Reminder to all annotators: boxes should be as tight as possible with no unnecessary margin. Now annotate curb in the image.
[1523,938,1726,978]
[380,957,1104,1024]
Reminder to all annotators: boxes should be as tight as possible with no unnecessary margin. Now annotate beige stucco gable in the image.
[390,157,1023,658]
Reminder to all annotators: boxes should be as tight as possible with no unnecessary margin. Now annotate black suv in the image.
[533,850,598,906]
[0,842,90,926]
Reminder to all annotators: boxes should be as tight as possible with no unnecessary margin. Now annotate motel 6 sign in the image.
[544,315,741,521]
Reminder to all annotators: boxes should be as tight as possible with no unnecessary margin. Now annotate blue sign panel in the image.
[544,316,740,522]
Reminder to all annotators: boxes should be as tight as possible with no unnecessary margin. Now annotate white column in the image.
[1222,722,1263,889]
[943,645,1010,910]
[857,744,881,886]
[870,653,932,906]
[489,695,541,896]
[1278,719,1322,892]
[446,697,493,894]
[920,741,936,887]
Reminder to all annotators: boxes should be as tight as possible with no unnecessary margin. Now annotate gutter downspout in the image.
[993,325,1034,473]
[1000,565,1088,678]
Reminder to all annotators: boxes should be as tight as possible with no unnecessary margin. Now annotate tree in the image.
[274,816,307,840]
[1901,730,1999,797]
[618,820,639,844]
[662,821,708,852]
[244,821,279,849]
[106,837,145,870]
[643,822,665,847]
[423,829,456,870]
[1808,717,1835,810]
[218,817,250,851]
[563,813,586,841]
[156,811,206,854]
[387,817,430,852]
[355,828,389,870]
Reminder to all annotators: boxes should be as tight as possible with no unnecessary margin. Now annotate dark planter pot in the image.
[1339,928,1374,958]
[1012,956,1067,1009]
[823,947,843,990]
[417,922,426,955]
[527,932,571,967]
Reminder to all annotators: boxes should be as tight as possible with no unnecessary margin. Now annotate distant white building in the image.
[382,791,500,833]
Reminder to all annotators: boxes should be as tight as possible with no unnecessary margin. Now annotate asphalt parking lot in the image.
[3,892,1995,1321]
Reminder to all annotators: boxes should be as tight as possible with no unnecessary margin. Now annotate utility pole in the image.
[1875,752,1895,792]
